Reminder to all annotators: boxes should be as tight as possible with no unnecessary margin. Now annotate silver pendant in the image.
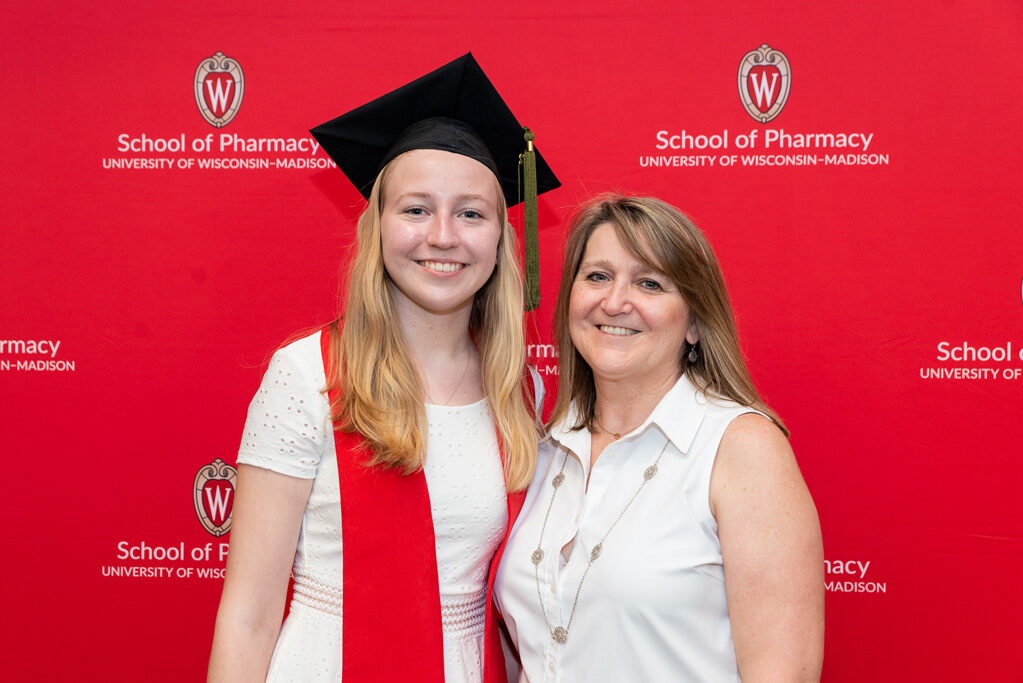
[552,626,568,643]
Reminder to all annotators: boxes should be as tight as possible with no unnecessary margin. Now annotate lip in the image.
[417,259,467,274]
[595,324,639,336]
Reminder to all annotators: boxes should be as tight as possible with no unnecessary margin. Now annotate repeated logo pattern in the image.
[738,44,790,123]
[193,458,237,536]
[194,52,244,127]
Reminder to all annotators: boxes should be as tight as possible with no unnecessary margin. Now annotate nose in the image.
[600,280,632,315]
[425,213,459,249]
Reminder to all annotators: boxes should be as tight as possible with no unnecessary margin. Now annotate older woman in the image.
[495,195,824,681]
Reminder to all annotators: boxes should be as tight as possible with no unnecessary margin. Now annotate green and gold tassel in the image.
[521,127,540,311]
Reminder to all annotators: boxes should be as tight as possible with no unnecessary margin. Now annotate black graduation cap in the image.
[310,53,559,206]
[310,53,560,309]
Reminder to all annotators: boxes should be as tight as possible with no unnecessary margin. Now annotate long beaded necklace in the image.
[530,438,669,644]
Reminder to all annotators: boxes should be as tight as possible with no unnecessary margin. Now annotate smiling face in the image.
[379,148,503,318]
[568,222,699,389]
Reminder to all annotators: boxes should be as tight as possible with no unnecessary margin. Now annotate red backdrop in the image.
[2,1,1021,680]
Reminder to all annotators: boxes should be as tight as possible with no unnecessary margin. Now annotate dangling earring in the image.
[687,342,699,363]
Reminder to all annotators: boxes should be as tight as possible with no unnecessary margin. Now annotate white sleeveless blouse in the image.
[494,374,762,682]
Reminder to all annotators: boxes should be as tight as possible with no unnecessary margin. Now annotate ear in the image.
[685,317,700,346]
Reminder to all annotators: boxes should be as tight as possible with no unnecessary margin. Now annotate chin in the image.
[413,295,476,316]
[586,359,637,380]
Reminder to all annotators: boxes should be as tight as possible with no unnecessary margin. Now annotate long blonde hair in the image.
[548,194,788,436]
[325,157,539,491]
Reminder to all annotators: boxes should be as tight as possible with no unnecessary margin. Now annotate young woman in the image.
[495,195,824,681]
[208,54,558,683]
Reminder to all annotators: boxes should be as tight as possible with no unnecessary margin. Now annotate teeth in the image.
[598,325,638,336]
[420,261,465,273]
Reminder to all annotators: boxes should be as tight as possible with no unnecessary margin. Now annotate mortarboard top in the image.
[309,52,560,207]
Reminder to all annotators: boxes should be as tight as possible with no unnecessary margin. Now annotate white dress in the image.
[494,374,762,682]
[236,332,508,683]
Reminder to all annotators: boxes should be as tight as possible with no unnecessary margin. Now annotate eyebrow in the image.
[391,192,492,203]
[579,259,664,276]
[392,192,431,202]
[579,259,616,271]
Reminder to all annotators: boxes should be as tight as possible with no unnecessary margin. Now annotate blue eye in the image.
[462,209,483,220]
[584,272,610,283]
[404,207,427,216]
[639,279,663,291]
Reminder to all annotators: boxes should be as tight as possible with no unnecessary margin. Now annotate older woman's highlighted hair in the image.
[548,194,788,437]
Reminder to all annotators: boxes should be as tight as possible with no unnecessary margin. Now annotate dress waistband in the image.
[290,570,485,637]
[291,569,342,617]
[440,590,487,637]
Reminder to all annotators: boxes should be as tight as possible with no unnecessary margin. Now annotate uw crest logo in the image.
[194,52,244,128]
[194,458,237,536]
[738,44,790,123]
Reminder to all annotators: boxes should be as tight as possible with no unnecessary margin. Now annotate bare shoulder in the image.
[715,411,797,478]
[709,413,824,680]
[709,412,804,516]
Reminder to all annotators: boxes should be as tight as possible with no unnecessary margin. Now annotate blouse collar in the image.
[547,373,712,467]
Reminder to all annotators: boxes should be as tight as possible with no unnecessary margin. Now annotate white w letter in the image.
[750,72,778,108]
[205,486,233,521]
[205,78,233,112]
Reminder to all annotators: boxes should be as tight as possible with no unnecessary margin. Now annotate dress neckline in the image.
[424,397,488,410]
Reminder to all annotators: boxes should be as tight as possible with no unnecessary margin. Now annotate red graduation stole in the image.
[320,326,526,682]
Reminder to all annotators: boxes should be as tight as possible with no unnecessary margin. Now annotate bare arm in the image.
[207,464,313,682]
[710,413,825,682]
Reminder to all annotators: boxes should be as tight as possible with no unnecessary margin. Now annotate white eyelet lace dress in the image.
[236,332,508,682]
